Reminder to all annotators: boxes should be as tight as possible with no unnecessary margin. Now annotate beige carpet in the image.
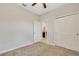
[0,42,79,56]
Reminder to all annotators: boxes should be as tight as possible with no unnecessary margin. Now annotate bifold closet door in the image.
[73,14,79,51]
[54,14,79,51]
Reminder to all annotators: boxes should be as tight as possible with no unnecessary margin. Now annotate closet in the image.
[54,13,79,52]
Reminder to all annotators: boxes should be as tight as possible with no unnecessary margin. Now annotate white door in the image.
[54,14,79,51]
[73,14,79,51]
[34,21,42,42]
[54,15,74,48]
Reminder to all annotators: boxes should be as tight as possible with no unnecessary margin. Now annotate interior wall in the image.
[0,4,39,52]
[41,3,79,51]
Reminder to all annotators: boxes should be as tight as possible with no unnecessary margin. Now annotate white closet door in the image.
[73,14,79,51]
[54,15,77,51]
[34,21,42,42]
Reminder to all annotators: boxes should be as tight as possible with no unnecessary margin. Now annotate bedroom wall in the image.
[0,4,39,53]
[41,3,79,51]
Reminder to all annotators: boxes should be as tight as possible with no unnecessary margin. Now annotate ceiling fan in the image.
[32,3,47,8]
[22,3,47,8]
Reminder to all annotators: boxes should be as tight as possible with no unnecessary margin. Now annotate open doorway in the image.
[41,22,48,44]
[42,27,47,39]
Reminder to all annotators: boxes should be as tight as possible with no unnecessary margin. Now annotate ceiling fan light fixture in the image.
[32,3,47,8]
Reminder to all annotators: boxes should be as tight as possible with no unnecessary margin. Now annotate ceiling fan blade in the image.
[22,3,27,7]
[32,3,37,6]
[43,3,46,8]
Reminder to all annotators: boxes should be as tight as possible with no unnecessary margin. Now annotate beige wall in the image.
[41,3,79,51]
[0,4,39,52]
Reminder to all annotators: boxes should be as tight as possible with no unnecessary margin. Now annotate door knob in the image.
[76,33,79,36]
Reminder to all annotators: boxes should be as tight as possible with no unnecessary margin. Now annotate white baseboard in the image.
[0,41,37,54]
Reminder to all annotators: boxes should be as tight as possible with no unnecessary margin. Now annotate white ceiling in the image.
[19,3,65,15]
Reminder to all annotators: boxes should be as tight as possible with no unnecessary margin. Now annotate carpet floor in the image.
[0,42,79,56]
